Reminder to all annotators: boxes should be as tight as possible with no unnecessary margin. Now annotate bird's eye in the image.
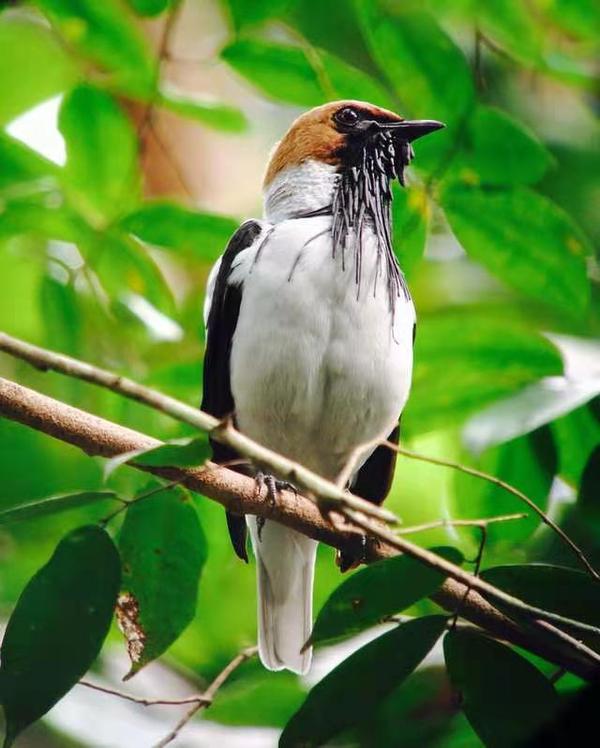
[334,106,360,128]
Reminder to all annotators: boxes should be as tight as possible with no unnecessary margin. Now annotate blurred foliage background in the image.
[0,0,598,745]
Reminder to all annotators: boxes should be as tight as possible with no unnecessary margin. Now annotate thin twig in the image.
[396,512,527,535]
[0,332,398,525]
[99,479,182,526]
[79,680,210,707]
[154,646,258,747]
[386,441,600,581]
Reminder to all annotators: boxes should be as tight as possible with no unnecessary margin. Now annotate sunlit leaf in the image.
[0,15,77,126]
[405,311,563,434]
[158,87,248,132]
[444,627,560,747]
[0,132,58,192]
[442,184,591,319]
[59,85,141,224]
[0,491,118,525]
[358,7,473,123]
[280,616,447,747]
[0,525,120,747]
[221,38,394,108]
[120,201,238,261]
[310,547,462,646]
[451,105,553,186]
[482,563,600,629]
[34,0,154,95]
[117,485,207,676]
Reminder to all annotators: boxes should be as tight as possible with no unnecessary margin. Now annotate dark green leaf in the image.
[0,491,118,525]
[405,311,563,434]
[0,15,78,126]
[311,547,462,646]
[120,201,238,261]
[117,485,207,676]
[0,525,120,747]
[35,0,154,95]
[280,615,447,747]
[579,445,600,522]
[442,184,591,319]
[158,88,248,132]
[552,402,600,487]
[127,0,170,16]
[452,105,553,186]
[392,183,428,277]
[133,437,211,468]
[59,85,141,224]
[221,38,394,108]
[481,563,600,629]
[444,628,559,748]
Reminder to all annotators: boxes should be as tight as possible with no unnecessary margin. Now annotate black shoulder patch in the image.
[201,220,263,562]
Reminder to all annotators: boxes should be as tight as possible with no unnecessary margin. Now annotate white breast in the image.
[228,215,415,481]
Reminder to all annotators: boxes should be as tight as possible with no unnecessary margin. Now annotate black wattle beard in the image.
[331,129,414,317]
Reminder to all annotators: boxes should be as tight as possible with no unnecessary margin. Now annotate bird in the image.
[201,100,444,674]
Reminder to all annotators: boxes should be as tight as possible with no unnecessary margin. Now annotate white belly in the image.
[229,217,415,481]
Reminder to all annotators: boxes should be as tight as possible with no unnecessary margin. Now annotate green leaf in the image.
[83,229,175,312]
[127,0,170,16]
[117,485,207,676]
[481,563,600,629]
[222,0,289,29]
[552,403,600,487]
[59,85,141,225]
[579,445,600,522]
[311,547,462,646]
[0,525,120,747]
[405,311,563,434]
[442,184,591,319]
[0,15,78,126]
[133,437,211,468]
[444,628,560,748]
[392,183,428,277]
[34,0,154,95]
[0,491,118,525]
[280,615,447,747]
[221,38,394,108]
[0,132,58,192]
[358,7,474,123]
[158,87,248,132]
[120,201,238,261]
[452,105,553,187]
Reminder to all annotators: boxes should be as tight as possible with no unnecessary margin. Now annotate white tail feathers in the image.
[247,517,318,675]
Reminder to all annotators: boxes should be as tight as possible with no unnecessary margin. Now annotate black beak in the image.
[377,119,445,141]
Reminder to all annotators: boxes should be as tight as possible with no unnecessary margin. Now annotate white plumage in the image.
[204,160,415,674]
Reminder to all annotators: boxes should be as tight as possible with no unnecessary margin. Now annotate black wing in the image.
[201,220,263,562]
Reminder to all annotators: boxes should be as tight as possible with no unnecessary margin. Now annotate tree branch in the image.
[0,332,395,525]
[0,375,599,681]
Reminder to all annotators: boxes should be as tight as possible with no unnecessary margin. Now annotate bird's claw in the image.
[254,472,298,541]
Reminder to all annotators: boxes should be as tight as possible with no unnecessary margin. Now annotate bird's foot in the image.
[254,472,298,541]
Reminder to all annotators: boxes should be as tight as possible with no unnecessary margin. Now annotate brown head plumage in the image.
[264,100,443,188]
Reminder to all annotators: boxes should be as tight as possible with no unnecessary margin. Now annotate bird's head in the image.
[264,100,444,189]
